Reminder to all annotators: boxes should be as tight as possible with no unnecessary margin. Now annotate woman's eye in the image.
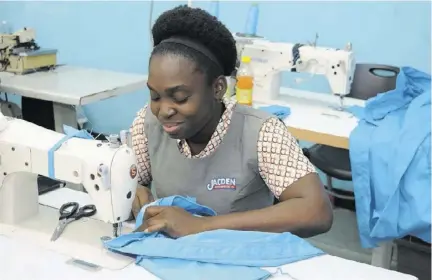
[175,97,189,104]
[173,92,190,104]
[150,91,160,101]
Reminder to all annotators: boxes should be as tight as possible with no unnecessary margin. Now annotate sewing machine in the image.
[0,27,57,74]
[0,112,138,269]
[233,32,268,72]
[241,40,356,109]
[223,33,269,97]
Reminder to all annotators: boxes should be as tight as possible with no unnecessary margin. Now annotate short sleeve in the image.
[130,105,152,186]
[257,117,317,198]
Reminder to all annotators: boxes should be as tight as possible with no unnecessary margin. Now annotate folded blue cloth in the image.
[348,67,431,248]
[104,195,324,280]
[259,105,291,119]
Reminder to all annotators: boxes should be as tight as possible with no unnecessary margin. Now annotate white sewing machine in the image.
[233,32,268,68]
[241,40,356,109]
[0,112,138,270]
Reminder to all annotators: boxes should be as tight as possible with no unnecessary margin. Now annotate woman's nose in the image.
[159,101,176,119]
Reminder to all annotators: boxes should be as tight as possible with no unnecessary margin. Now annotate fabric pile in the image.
[103,195,324,280]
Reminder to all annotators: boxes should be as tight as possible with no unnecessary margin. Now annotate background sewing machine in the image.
[240,40,356,111]
[233,32,268,71]
[0,112,138,270]
[0,27,57,74]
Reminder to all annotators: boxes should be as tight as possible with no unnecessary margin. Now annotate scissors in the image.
[50,202,97,242]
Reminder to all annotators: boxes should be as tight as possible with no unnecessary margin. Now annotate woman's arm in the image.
[131,105,155,217]
[201,173,333,237]
[201,118,333,237]
[141,172,332,238]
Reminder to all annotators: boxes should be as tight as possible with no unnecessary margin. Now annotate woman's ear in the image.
[213,76,228,101]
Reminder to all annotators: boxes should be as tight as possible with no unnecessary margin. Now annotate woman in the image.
[131,5,333,238]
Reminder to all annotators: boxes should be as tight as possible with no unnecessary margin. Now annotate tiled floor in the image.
[307,208,397,267]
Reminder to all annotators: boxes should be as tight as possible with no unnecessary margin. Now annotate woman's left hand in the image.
[135,206,207,238]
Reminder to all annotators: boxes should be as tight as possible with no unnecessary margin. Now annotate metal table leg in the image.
[371,241,394,269]
[53,102,77,132]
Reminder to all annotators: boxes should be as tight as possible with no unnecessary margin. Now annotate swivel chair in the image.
[302,64,400,205]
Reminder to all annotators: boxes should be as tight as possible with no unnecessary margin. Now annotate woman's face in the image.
[147,54,221,140]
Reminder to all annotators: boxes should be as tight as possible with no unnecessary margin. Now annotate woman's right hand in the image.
[132,186,154,219]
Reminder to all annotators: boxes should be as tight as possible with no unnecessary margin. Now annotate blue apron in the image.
[348,67,431,248]
[103,196,324,280]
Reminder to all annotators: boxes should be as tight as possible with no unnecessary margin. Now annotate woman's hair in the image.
[151,5,237,85]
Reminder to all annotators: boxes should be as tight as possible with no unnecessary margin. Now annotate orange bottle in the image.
[236,56,254,106]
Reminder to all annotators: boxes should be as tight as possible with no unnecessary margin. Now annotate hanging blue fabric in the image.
[103,195,324,280]
[347,67,431,248]
[47,125,93,179]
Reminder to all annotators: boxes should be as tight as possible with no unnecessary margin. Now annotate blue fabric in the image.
[104,195,324,280]
[48,125,93,178]
[259,105,291,120]
[347,67,431,248]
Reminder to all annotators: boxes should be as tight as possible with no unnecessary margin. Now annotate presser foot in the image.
[112,222,123,237]
[322,104,353,119]
[323,95,353,118]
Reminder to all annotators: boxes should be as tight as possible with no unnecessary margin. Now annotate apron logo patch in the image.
[206,178,237,191]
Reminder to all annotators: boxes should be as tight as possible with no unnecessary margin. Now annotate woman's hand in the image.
[132,186,154,219]
[134,206,207,238]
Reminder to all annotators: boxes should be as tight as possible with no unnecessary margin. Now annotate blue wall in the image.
[1,1,431,190]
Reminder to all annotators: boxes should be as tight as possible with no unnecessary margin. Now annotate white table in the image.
[0,65,148,132]
[255,88,364,149]
[0,234,416,280]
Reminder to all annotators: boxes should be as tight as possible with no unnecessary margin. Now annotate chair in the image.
[303,64,400,202]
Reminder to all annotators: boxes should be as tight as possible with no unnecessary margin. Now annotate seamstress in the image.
[131,5,333,238]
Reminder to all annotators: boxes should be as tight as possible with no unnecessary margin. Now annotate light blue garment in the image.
[48,125,93,178]
[259,105,291,120]
[347,67,431,248]
[208,0,219,18]
[104,195,324,280]
[244,3,259,36]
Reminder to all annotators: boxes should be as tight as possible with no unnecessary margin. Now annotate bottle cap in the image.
[241,56,251,63]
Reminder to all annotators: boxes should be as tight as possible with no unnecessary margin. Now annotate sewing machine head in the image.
[240,40,356,104]
[233,32,268,75]
[0,27,57,74]
[0,112,138,228]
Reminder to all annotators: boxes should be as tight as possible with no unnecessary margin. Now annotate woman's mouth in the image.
[162,123,183,134]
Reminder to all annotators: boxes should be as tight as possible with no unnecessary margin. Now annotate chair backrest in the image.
[347,64,400,100]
